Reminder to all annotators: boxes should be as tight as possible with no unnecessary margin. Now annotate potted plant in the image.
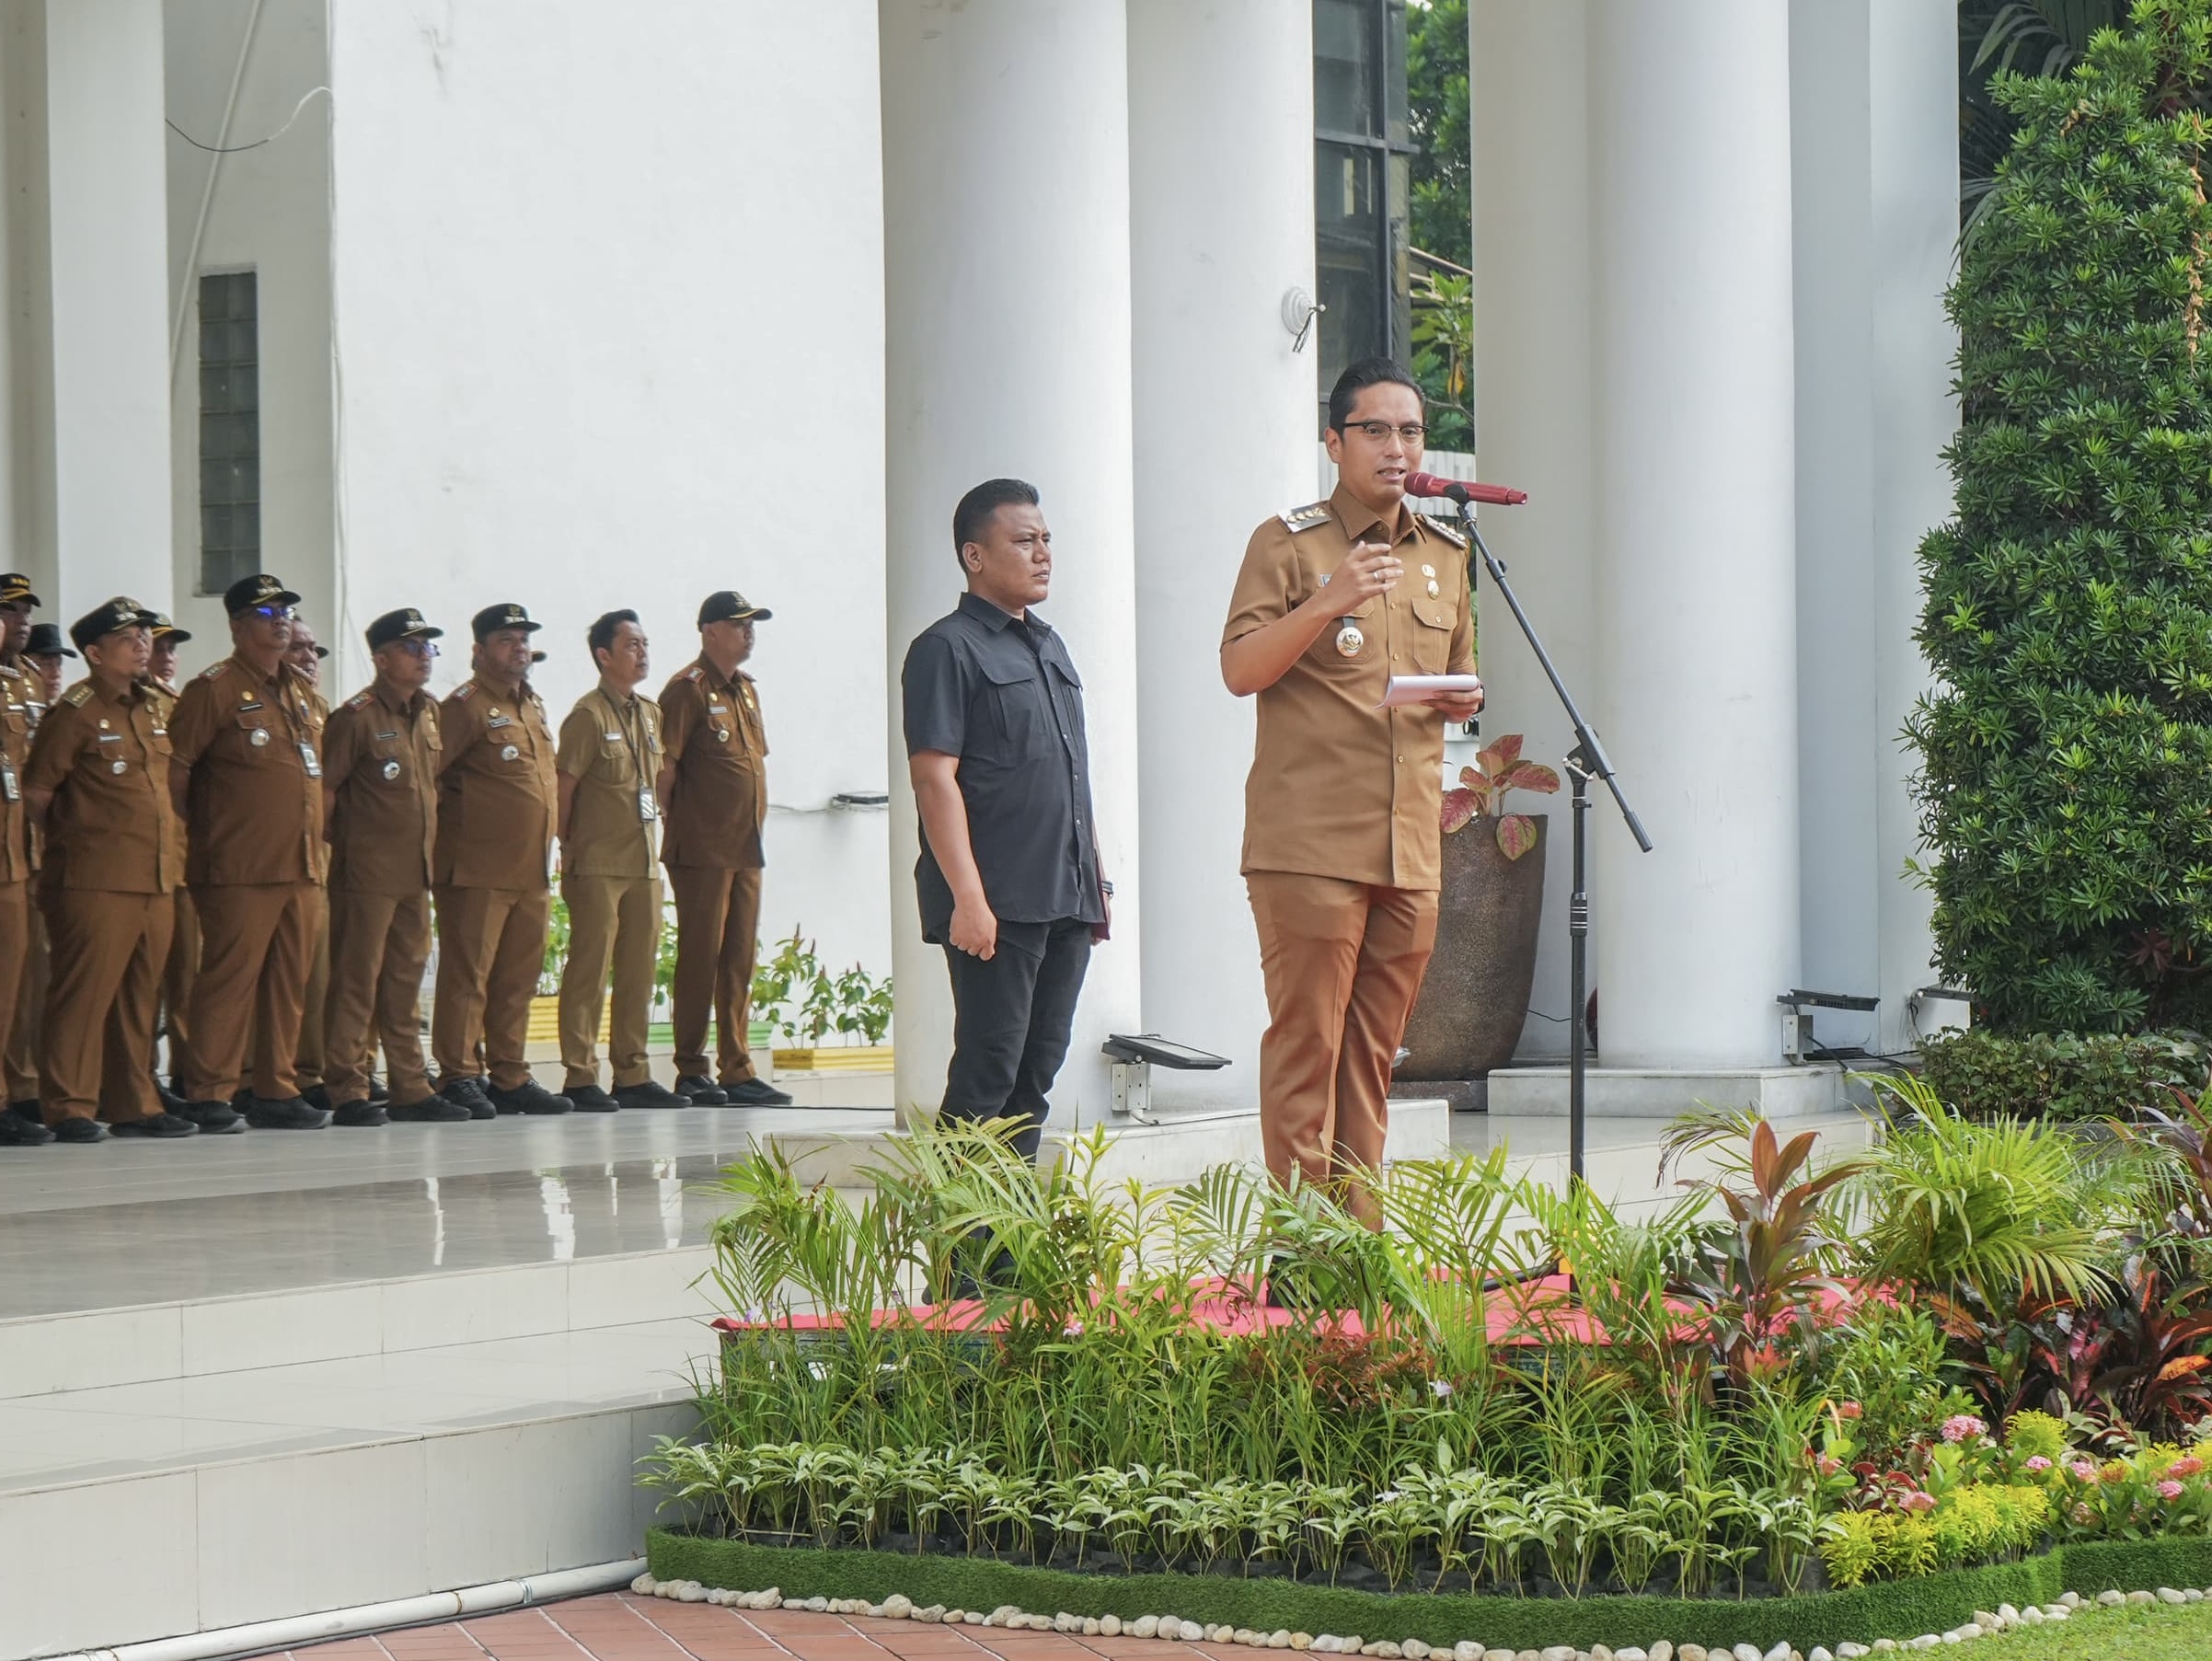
[754,928,895,1074]
[1398,735,1558,1081]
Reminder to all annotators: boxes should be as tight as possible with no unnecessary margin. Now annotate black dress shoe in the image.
[303,1084,333,1113]
[52,1117,108,1143]
[179,1099,246,1135]
[440,1077,497,1119]
[7,1098,41,1125]
[0,1112,52,1146]
[614,1079,688,1110]
[720,1076,794,1106]
[111,1113,200,1139]
[332,1100,387,1128]
[487,1078,572,1115]
[153,1075,191,1114]
[366,1073,391,1103]
[565,1085,618,1113]
[387,1093,472,1124]
[674,1074,730,1105]
[245,1095,332,1131]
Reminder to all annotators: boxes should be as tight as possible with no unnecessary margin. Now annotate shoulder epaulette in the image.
[452,681,477,701]
[0,664,20,685]
[682,666,704,683]
[1278,502,1331,534]
[198,662,228,680]
[1421,513,1468,548]
[61,683,91,708]
[344,690,374,711]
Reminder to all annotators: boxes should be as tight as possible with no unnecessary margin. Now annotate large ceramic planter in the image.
[1398,814,1548,1081]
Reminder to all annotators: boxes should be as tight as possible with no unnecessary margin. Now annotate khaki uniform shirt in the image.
[435,670,557,891]
[1222,482,1476,891]
[168,656,328,886]
[324,680,442,894]
[12,671,44,874]
[557,679,662,879]
[658,655,766,870]
[144,679,188,880]
[0,664,35,885]
[24,676,180,894]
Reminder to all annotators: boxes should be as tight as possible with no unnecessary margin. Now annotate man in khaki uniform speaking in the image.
[24,599,198,1141]
[433,603,570,1116]
[168,574,333,1132]
[321,608,467,1123]
[555,610,686,1111]
[657,591,790,1107]
[1221,358,1482,1228]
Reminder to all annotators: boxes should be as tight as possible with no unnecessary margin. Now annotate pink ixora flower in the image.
[2073,1501,2096,1525]
[1899,1490,1937,1515]
[2160,1479,2185,1501]
[2024,1456,2052,1474]
[2170,1457,2206,1480]
[1941,1413,1988,1445]
[2071,1459,2100,1482]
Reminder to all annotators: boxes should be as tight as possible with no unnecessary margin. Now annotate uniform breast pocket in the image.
[148,729,174,758]
[234,714,280,757]
[1411,594,1457,673]
[980,660,1049,752]
[1307,594,1380,670]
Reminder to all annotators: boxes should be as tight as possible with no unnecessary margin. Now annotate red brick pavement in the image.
[282,1595,1262,1661]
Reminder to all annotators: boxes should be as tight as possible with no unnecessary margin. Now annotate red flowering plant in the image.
[1439,735,1558,859]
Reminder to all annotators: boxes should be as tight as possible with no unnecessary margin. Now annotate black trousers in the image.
[939,915,1092,1160]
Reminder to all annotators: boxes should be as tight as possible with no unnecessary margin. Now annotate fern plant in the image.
[1910,0,2212,1031]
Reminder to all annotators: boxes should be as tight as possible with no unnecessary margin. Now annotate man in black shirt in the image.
[902,478,1109,1160]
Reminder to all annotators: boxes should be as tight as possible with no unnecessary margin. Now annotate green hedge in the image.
[1918,1028,2206,1121]
[644,1529,2212,1653]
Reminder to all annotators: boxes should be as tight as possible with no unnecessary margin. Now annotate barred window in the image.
[198,271,260,594]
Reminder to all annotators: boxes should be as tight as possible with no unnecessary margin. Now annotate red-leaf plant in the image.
[1440,734,1560,860]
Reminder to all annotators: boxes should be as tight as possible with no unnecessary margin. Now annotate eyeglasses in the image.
[248,605,296,622]
[1343,421,1426,444]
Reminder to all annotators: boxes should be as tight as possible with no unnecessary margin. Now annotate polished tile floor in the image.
[0,1108,895,1319]
[284,1595,1267,1661]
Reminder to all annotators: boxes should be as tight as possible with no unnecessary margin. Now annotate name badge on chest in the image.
[0,756,18,802]
[637,785,658,824]
[299,742,322,779]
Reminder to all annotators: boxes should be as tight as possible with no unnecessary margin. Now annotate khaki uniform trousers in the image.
[6,889,43,1102]
[324,888,434,1107]
[667,864,761,1083]
[432,884,548,1092]
[0,882,26,1102]
[559,871,662,1090]
[40,887,172,1125]
[1247,871,1439,1223]
[186,881,318,1102]
[157,887,200,1084]
[277,887,329,1090]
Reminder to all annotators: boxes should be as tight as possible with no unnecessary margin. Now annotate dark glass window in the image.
[1313,0,1412,429]
[198,271,260,595]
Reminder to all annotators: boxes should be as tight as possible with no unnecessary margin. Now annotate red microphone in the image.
[1402,470,1527,507]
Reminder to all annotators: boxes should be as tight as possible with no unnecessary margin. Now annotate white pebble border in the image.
[623,1574,2212,1661]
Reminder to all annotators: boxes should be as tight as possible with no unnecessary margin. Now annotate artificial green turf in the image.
[645,1529,2212,1653]
[1979,1598,2212,1658]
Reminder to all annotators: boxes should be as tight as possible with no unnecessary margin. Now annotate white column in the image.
[1125,0,1312,1108]
[43,0,173,621]
[1587,1,1800,1068]
[1469,0,1596,1063]
[880,0,1142,1133]
[1787,0,1956,1055]
[1867,0,1957,1051]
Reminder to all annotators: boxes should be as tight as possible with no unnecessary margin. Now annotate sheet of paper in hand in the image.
[1377,674,1484,709]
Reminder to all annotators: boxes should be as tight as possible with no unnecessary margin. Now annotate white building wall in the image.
[324,0,892,986]
[164,0,333,651]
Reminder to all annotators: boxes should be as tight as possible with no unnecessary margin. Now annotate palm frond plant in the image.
[1847,1074,2114,1309]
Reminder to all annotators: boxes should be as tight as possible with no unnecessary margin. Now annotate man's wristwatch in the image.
[1100,880,1114,898]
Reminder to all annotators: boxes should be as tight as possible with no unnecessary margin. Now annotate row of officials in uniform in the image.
[0,573,791,1144]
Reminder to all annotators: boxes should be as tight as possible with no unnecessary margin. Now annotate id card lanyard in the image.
[599,689,660,850]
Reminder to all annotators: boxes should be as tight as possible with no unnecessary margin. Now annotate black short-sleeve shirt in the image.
[902,592,1104,937]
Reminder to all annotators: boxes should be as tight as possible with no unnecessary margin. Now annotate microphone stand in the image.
[1445,498,1652,1195]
